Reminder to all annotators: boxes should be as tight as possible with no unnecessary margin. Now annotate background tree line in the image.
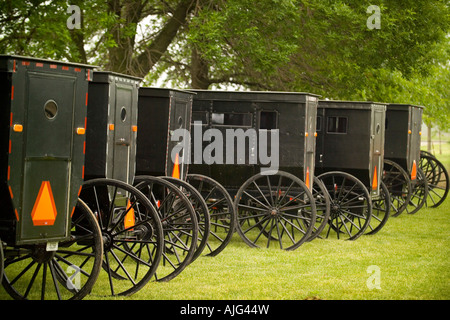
[1,0,448,131]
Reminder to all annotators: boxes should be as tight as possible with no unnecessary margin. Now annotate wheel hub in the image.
[31,244,56,263]
[270,208,279,216]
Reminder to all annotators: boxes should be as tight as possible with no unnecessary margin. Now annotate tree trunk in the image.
[132,0,196,78]
[190,46,210,89]
[427,124,432,152]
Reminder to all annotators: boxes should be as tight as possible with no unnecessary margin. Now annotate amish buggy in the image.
[0,55,103,300]
[188,90,326,251]
[315,100,390,240]
[383,104,428,215]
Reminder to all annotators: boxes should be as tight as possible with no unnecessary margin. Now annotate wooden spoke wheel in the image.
[186,174,236,257]
[317,172,371,240]
[405,168,428,214]
[382,159,412,217]
[2,199,103,300]
[307,177,331,241]
[0,238,3,286]
[79,178,164,295]
[234,171,316,250]
[161,176,210,263]
[419,154,449,208]
[134,176,198,282]
[365,181,390,235]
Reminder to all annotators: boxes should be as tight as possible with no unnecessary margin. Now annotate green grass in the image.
[77,195,448,301]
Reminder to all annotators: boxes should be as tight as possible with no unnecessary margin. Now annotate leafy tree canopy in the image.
[0,0,448,128]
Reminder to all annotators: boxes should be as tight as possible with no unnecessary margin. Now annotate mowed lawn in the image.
[119,198,449,301]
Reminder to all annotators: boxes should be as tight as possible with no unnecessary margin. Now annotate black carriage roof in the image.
[91,70,142,83]
[387,103,425,110]
[0,54,97,70]
[139,86,195,97]
[319,99,387,110]
[190,89,320,103]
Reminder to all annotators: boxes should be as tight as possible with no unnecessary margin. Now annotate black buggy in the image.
[0,55,103,300]
[383,103,429,215]
[135,87,236,259]
[189,90,326,251]
[315,100,390,240]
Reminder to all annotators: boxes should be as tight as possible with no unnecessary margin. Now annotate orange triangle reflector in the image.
[411,160,417,180]
[124,200,135,230]
[31,181,57,226]
[172,153,180,179]
[372,166,378,191]
[305,167,310,190]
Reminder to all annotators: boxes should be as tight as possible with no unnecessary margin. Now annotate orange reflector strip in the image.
[11,85,14,100]
[109,124,115,131]
[124,200,135,230]
[411,160,417,180]
[31,181,57,226]
[132,125,138,132]
[372,166,378,190]
[305,167,310,190]
[13,124,23,132]
[76,127,85,135]
[172,153,180,179]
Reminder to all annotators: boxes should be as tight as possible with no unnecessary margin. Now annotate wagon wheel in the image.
[317,172,371,240]
[419,154,449,208]
[134,176,198,282]
[405,168,428,214]
[234,171,316,250]
[160,176,210,262]
[307,177,331,241]
[382,159,412,217]
[365,181,390,235]
[1,199,103,300]
[186,174,236,256]
[79,178,164,295]
[0,238,3,285]
[420,150,435,158]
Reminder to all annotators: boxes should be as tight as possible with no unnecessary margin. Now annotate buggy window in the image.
[316,116,322,132]
[259,111,277,129]
[211,112,252,127]
[192,111,208,125]
[327,116,347,134]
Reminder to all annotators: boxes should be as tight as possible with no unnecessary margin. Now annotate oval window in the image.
[44,100,58,120]
[120,107,127,122]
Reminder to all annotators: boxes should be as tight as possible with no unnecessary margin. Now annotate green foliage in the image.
[0,0,448,128]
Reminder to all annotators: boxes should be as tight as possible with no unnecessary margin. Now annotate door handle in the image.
[116,138,130,146]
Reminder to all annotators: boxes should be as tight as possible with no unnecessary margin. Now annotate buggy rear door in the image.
[370,104,386,196]
[408,106,422,176]
[303,97,318,189]
[112,84,134,184]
